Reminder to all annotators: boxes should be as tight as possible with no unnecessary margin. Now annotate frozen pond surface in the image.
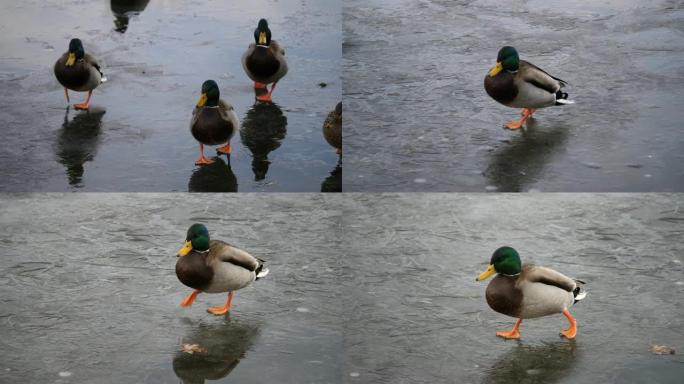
[340,193,684,383]
[0,194,343,383]
[0,0,341,192]
[343,0,684,191]
[1,193,682,383]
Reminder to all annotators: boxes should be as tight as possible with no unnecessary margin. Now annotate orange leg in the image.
[74,90,92,110]
[180,290,201,307]
[560,308,578,339]
[254,81,268,90]
[207,292,234,315]
[195,143,214,165]
[64,87,70,103]
[496,318,522,339]
[217,142,232,155]
[256,86,273,102]
[505,108,534,130]
[268,82,278,96]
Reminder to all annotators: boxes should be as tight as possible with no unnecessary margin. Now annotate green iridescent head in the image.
[177,223,210,256]
[488,46,520,76]
[476,246,522,281]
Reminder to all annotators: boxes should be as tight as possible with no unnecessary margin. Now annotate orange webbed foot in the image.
[504,120,524,130]
[496,329,521,339]
[496,319,522,339]
[73,103,90,111]
[560,309,578,339]
[180,290,200,308]
[195,155,214,165]
[256,93,273,102]
[207,306,230,316]
[217,143,232,154]
[207,292,233,315]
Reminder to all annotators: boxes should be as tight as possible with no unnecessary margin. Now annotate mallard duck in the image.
[190,80,239,165]
[476,246,586,339]
[323,102,342,155]
[484,46,573,130]
[241,19,288,102]
[54,38,106,110]
[176,224,269,315]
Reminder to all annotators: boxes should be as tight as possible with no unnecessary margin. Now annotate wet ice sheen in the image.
[343,0,684,192]
[0,194,343,383]
[1,194,682,383]
[0,0,341,192]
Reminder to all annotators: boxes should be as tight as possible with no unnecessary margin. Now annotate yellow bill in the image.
[196,93,207,107]
[66,52,76,66]
[488,62,503,77]
[258,31,267,45]
[177,240,193,257]
[476,264,496,281]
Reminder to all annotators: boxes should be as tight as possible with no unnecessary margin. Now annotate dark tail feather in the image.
[573,280,587,304]
[555,90,574,105]
[255,258,269,280]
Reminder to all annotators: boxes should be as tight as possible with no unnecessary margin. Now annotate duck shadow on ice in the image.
[240,102,287,181]
[482,340,577,384]
[484,119,569,192]
[321,162,341,192]
[188,156,238,192]
[173,318,260,384]
[110,0,150,33]
[54,107,106,187]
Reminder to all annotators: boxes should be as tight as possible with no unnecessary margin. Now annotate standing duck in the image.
[476,246,586,339]
[190,80,239,165]
[323,102,342,155]
[241,19,288,102]
[176,224,269,316]
[484,46,573,130]
[54,38,106,110]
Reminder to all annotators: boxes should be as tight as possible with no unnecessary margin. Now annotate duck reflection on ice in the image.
[484,120,569,192]
[54,107,105,187]
[240,102,287,181]
[110,0,150,33]
[173,320,260,384]
[482,341,577,384]
[321,163,341,192]
[188,156,238,192]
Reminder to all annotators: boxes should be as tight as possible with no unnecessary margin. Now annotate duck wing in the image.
[84,53,104,77]
[210,240,260,271]
[519,60,565,94]
[523,264,576,292]
[270,40,285,56]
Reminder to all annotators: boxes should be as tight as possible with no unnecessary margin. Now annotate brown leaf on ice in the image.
[650,344,675,355]
[181,343,207,354]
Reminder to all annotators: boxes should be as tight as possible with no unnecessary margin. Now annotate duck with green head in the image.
[175,224,269,315]
[484,46,573,130]
[476,246,586,339]
[241,19,288,102]
[54,38,107,110]
[190,80,240,165]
